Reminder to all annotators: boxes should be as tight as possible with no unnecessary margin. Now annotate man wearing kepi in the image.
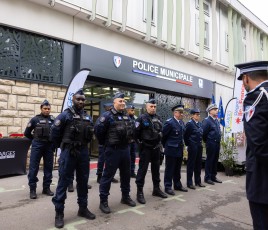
[135,99,167,204]
[235,61,268,229]
[162,104,188,195]
[51,89,95,228]
[24,99,54,199]
[202,103,222,185]
[184,108,205,190]
[94,92,136,214]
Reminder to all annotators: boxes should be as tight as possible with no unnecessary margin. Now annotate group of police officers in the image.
[24,61,268,230]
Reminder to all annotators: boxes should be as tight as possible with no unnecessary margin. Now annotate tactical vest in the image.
[33,116,51,141]
[141,116,163,143]
[62,111,94,145]
[107,112,133,145]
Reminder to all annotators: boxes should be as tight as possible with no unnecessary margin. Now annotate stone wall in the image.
[0,78,67,137]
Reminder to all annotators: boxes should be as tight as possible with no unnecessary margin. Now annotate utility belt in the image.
[105,143,129,150]
[141,141,161,149]
[33,137,50,142]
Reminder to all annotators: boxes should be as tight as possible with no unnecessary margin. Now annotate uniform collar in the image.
[246,80,268,95]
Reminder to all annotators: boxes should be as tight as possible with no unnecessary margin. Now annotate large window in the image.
[143,0,156,26]
[0,26,63,84]
[195,15,210,50]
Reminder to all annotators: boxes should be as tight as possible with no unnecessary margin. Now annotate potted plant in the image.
[220,136,238,176]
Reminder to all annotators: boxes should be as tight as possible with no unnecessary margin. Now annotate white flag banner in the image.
[62,68,90,112]
[231,69,245,133]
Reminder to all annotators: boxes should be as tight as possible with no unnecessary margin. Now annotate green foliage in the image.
[220,136,238,169]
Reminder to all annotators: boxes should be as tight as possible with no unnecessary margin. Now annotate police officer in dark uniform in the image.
[162,104,188,195]
[24,99,54,199]
[135,99,167,204]
[184,108,206,189]
[202,103,222,185]
[235,61,268,229]
[51,89,95,228]
[96,103,119,184]
[94,92,136,214]
[126,104,137,178]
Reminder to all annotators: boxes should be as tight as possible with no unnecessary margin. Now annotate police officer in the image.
[162,104,188,195]
[24,100,54,199]
[126,104,137,178]
[202,103,222,185]
[94,92,136,214]
[184,108,206,189]
[235,61,268,229]
[51,89,95,228]
[96,103,119,184]
[135,99,167,204]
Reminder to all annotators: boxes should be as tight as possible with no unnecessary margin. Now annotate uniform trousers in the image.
[187,144,202,186]
[136,146,161,188]
[52,145,89,212]
[164,155,183,189]
[249,201,268,230]
[204,141,220,181]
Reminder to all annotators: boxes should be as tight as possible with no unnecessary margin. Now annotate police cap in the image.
[40,99,50,108]
[113,92,125,100]
[172,104,184,112]
[146,99,156,104]
[73,88,85,96]
[206,103,218,112]
[235,61,268,80]
[190,108,200,114]
[126,104,135,109]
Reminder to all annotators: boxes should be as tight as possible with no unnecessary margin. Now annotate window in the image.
[143,0,156,26]
[196,0,210,16]
[195,15,210,50]
[260,38,264,50]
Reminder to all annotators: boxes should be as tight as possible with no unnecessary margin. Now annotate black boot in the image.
[42,187,54,196]
[30,189,37,199]
[78,207,96,220]
[121,195,136,207]
[97,174,102,184]
[55,211,64,228]
[99,200,111,214]
[152,187,168,198]
[68,183,74,192]
[137,187,146,204]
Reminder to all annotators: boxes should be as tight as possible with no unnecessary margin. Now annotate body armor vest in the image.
[33,116,51,141]
[107,112,133,145]
[62,110,93,145]
[141,116,163,143]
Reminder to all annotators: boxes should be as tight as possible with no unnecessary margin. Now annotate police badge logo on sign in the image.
[244,106,255,122]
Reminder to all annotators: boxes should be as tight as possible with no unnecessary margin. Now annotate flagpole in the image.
[223,97,237,137]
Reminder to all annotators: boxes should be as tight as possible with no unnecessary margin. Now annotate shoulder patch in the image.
[50,115,55,120]
[54,119,61,126]
[27,122,31,128]
[244,106,255,122]
[100,117,105,122]
[135,121,140,128]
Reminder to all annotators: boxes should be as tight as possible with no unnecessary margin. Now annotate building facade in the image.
[0,0,267,155]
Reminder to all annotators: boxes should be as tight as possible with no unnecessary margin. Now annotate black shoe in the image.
[187,185,196,190]
[30,190,37,199]
[121,196,136,207]
[111,178,119,183]
[196,183,206,187]
[99,201,111,214]
[205,180,215,185]
[68,183,74,192]
[152,188,168,198]
[137,189,146,204]
[174,186,188,192]
[87,184,92,189]
[131,173,137,178]
[97,174,102,184]
[212,178,222,183]
[42,188,54,196]
[165,189,175,195]
[55,211,64,228]
[78,207,96,220]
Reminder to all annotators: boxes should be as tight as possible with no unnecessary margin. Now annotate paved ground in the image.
[0,163,252,230]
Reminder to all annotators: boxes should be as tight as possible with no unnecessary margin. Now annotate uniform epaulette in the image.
[166,118,172,122]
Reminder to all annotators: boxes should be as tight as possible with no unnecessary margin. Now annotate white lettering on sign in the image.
[133,60,159,74]
[0,151,16,159]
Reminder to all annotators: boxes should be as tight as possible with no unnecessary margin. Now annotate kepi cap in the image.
[113,92,124,100]
[73,88,85,96]
[235,61,268,80]
[206,103,218,112]
[190,108,200,114]
[146,99,156,104]
[126,104,135,109]
[172,104,184,112]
